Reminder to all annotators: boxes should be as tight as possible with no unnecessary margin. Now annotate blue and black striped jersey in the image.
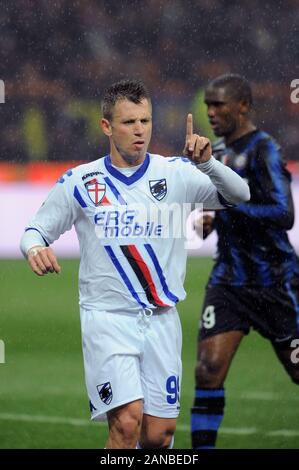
[209,130,299,286]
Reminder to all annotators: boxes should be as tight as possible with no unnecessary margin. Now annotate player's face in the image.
[102,98,152,166]
[204,87,242,138]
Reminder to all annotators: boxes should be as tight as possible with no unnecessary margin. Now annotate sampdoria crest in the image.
[149,179,167,201]
[97,382,113,405]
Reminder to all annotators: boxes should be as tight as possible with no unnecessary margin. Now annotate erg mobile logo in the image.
[93,202,205,250]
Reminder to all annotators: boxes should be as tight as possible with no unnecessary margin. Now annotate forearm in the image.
[232,203,294,229]
[20,228,48,258]
[197,156,250,205]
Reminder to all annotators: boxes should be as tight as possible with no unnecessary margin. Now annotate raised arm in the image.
[183,114,250,206]
[183,113,212,164]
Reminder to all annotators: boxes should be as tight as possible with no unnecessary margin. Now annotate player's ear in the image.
[101,118,112,136]
[239,99,250,115]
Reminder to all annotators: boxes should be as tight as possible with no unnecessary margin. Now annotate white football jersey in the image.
[23,153,226,313]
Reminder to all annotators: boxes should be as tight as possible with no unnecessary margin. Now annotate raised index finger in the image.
[186,113,193,139]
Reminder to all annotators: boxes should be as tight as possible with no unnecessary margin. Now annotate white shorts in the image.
[80,306,182,421]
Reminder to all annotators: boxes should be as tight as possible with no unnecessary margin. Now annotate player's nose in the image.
[134,121,144,135]
[207,105,216,118]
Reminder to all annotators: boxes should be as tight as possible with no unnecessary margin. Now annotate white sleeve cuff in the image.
[20,228,47,258]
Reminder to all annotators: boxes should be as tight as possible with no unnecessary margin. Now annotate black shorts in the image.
[199,279,299,344]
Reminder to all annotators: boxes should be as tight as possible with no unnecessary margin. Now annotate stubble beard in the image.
[117,145,146,166]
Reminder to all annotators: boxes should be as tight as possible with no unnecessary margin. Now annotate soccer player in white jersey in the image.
[20,79,250,449]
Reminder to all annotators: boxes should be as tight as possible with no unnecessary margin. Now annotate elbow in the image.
[233,185,251,205]
[280,211,294,230]
[217,184,250,208]
[243,185,251,203]
[271,207,294,230]
[240,184,251,203]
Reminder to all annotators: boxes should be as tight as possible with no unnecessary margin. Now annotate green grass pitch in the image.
[0,258,298,449]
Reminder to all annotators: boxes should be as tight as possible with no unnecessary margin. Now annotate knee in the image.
[141,424,176,449]
[109,410,142,447]
[195,355,225,388]
[116,415,141,445]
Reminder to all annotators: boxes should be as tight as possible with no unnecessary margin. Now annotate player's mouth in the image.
[133,140,145,150]
[209,121,219,129]
[210,121,222,134]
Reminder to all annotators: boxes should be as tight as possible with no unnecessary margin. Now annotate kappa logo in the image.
[97,382,113,405]
[82,171,103,181]
[89,400,97,412]
[149,179,167,201]
[85,178,106,206]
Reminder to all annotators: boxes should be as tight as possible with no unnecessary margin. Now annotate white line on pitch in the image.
[268,430,299,437]
[237,391,299,401]
[0,413,96,427]
[176,423,257,435]
[1,413,298,438]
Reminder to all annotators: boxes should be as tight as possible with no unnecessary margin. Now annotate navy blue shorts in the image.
[199,279,299,345]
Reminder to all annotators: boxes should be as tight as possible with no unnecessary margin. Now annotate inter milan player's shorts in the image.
[80,306,182,421]
[199,279,299,344]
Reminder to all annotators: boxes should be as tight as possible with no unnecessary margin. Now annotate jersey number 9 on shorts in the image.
[166,375,180,404]
[202,305,216,329]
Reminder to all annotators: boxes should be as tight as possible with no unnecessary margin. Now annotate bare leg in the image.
[196,331,245,387]
[139,415,176,449]
[106,399,143,449]
[191,330,244,448]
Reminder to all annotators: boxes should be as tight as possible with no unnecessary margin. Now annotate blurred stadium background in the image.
[1,0,299,449]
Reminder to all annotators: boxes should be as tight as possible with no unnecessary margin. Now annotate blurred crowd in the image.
[0,0,298,163]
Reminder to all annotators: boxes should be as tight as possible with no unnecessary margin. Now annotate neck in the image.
[109,145,146,168]
[110,152,145,168]
[225,121,256,145]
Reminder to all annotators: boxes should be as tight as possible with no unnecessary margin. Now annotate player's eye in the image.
[206,102,223,108]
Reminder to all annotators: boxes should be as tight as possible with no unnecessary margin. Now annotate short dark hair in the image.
[207,73,253,106]
[101,79,150,120]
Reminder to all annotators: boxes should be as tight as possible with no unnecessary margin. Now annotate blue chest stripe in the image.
[74,186,88,208]
[144,244,179,303]
[104,177,127,205]
[104,245,147,308]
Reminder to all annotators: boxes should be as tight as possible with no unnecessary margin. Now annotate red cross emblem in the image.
[85,179,106,206]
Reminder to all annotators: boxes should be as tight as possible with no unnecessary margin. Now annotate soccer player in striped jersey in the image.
[20,79,249,449]
[191,74,299,449]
